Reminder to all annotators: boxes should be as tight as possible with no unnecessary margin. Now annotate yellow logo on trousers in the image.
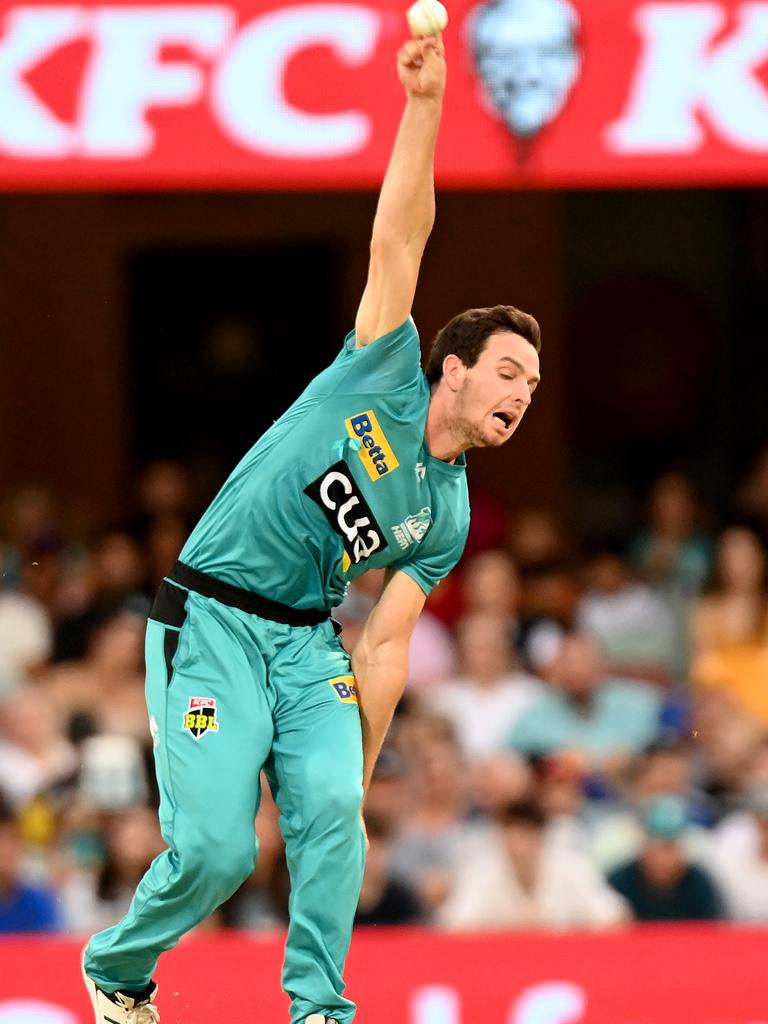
[329,675,358,703]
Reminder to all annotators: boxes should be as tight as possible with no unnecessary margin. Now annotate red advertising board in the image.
[1,927,768,1023]
[1,0,768,189]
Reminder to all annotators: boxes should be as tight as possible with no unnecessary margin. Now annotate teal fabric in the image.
[180,319,470,608]
[85,321,471,1023]
[507,680,662,760]
[85,590,366,1024]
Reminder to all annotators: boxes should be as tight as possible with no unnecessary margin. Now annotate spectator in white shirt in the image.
[438,801,628,931]
[427,611,542,759]
[0,592,52,694]
[706,787,768,921]
[0,687,78,810]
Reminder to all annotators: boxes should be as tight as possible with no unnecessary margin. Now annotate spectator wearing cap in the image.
[590,743,713,872]
[437,801,628,931]
[0,797,60,932]
[507,634,662,776]
[706,787,768,920]
[607,796,724,921]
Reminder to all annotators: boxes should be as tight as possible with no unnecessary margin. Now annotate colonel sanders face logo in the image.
[470,0,581,139]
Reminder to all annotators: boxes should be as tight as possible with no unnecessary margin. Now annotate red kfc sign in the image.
[0,0,767,188]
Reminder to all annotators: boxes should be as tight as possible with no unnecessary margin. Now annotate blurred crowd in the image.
[3,449,768,935]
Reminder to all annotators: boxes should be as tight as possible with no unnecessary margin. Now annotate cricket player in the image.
[82,32,541,1024]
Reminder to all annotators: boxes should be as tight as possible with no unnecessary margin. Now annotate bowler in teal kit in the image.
[83,33,542,1024]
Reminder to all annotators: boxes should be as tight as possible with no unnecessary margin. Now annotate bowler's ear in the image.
[441,354,466,392]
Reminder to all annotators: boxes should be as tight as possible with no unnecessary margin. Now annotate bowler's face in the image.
[455,332,540,449]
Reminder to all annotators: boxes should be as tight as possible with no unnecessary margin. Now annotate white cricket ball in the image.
[406,0,448,37]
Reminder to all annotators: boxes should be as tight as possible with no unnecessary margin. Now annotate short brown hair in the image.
[425,305,541,387]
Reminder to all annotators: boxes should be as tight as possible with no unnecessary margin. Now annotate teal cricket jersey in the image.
[179,318,470,610]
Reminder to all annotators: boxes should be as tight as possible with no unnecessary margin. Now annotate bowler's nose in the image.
[515,380,532,407]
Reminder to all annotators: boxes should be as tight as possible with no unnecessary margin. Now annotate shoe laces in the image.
[115,994,160,1024]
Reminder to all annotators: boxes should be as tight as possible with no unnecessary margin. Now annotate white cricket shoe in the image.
[82,954,159,1024]
[305,1017,339,1024]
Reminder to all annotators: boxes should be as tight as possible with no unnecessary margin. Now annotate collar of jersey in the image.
[421,438,467,476]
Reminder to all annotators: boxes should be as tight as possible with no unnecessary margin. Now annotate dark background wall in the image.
[1,189,766,538]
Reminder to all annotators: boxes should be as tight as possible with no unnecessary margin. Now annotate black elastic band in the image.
[163,628,180,687]
[150,579,188,628]
[168,561,331,628]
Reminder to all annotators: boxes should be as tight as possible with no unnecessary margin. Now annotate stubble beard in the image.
[452,392,492,451]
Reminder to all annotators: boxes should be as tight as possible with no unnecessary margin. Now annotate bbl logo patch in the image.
[329,675,358,704]
[345,410,399,481]
[182,696,220,740]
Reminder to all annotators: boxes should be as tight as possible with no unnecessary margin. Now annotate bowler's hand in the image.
[397,36,446,100]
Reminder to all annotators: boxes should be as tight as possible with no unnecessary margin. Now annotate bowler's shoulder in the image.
[347,316,420,354]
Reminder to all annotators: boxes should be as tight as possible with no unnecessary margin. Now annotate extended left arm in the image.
[352,570,426,793]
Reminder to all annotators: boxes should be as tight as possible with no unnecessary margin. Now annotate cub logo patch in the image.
[182,696,220,740]
[345,410,399,481]
[305,461,389,571]
[329,675,358,704]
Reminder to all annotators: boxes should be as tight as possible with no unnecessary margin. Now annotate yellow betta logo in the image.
[329,675,358,704]
[345,410,399,481]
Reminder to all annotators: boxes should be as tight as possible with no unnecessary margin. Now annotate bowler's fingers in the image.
[398,35,444,69]
[398,39,425,69]
[421,33,444,51]
[421,35,445,63]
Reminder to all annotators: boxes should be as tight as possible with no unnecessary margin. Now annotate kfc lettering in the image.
[1,0,767,187]
[608,3,768,153]
[0,4,379,159]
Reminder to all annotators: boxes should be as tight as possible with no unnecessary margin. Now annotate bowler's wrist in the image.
[405,93,444,113]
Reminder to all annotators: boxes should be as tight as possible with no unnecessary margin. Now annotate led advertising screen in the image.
[1,0,767,188]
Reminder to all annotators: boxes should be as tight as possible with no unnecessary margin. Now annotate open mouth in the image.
[492,411,514,430]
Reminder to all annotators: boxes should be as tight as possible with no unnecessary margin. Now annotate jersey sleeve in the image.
[394,512,469,597]
[311,318,424,397]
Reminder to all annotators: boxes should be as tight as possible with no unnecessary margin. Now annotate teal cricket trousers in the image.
[84,572,366,1024]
